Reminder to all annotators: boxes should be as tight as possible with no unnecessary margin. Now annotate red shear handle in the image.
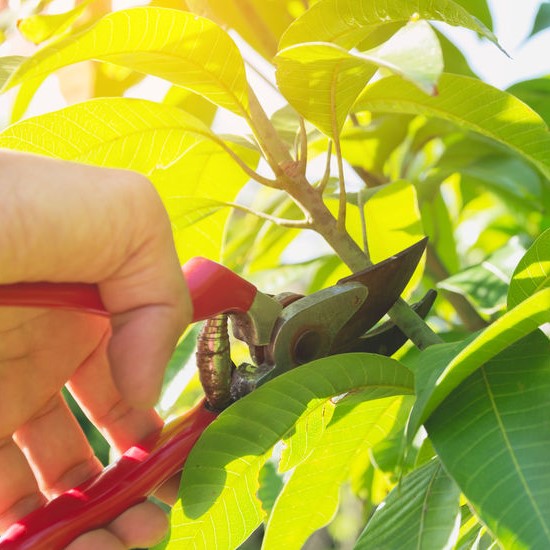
[0,400,218,550]
[0,282,108,317]
[0,257,258,322]
[183,257,258,321]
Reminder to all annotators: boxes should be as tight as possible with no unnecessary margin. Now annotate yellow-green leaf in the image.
[168,354,414,550]
[280,0,500,50]
[0,98,257,260]
[17,0,93,44]
[508,228,550,309]
[263,393,406,550]
[3,7,250,117]
[186,0,297,60]
[275,21,442,136]
[355,73,550,180]
[0,55,24,89]
[362,180,425,298]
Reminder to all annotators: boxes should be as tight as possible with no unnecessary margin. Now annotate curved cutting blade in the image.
[331,237,428,353]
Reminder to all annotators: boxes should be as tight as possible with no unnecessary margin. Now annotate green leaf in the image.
[340,114,412,177]
[0,97,212,166]
[508,228,550,309]
[163,86,217,126]
[17,0,93,44]
[507,78,550,128]
[437,30,477,77]
[361,180,425,298]
[0,55,25,89]
[420,190,460,274]
[279,0,500,50]
[279,399,335,472]
[162,324,202,394]
[529,1,550,38]
[186,0,296,59]
[257,461,284,516]
[355,73,550,180]
[3,7,250,117]
[275,21,441,136]
[452,0,493,29]
[167,353,414,550]
[263,393,407,550]
[0,98,256,260]
[459,155,543,207]
[354,459,461,550]
[407,287,550,438]
[9,74,47,123]
[155,141,258,261]
[427,332,550,549]
[438,239,526,315]
[275,43,375,138]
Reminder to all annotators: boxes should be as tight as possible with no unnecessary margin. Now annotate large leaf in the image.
[0,98,256,260]
[438,239,526,315]
[452,0,492,29]
[340,113,412,177]
[354,458,461,550]
[507,78,550,127]
[508,228,550,310]
[17,0,93,44]
[3,7,250,117]
[276,21,442,136]
[0,97,212,166]
[427,332,550,549]
[355,73,550,180]
[0,56,24,89]
[407,287,550,438]
[362,180,425,298]
[165,354,414,550]
[529,1,550,38]
[186,0,297,59]
[263,393,406,550]
[279,0,499,50]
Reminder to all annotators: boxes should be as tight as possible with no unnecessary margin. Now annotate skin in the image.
[0,150,192,548]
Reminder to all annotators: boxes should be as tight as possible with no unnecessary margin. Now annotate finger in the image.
[0,308,110,435]
[108,302,187,410]
[65,529,126,550]
[0,437,44,529]
[108,500,168,548]
[12,393,102,498]
[97,174,192,409]
[67,328,163,454]
[65,500,169,550]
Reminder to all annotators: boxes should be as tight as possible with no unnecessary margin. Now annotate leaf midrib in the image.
[480,366,550,540]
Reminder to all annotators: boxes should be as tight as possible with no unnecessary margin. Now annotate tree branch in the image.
[228,202,311,228]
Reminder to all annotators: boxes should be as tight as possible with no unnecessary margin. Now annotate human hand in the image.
[0,151,191,549]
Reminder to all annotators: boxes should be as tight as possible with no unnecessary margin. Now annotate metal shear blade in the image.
[234,238,428,392]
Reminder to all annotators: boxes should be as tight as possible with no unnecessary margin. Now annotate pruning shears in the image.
[0,238,433,549]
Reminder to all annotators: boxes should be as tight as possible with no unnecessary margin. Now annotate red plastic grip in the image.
[183,257,258,322]
[0,258,258,322]
[0,282,108,316]
[0,401,218,550]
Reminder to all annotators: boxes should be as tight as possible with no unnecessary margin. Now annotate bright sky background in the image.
[443,0,550,88]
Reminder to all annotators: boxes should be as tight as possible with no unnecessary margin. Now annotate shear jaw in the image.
[231,290,282,346]
[266,283,369,374]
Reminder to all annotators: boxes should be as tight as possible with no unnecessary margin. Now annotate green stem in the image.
[245,87,443,349]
